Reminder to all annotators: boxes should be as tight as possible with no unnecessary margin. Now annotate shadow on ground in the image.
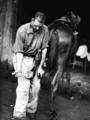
[0,68,90,120]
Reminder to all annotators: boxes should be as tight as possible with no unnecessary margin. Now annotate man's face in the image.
[31,17,43,31]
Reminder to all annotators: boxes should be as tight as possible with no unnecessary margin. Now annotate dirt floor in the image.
[0,67,90,120]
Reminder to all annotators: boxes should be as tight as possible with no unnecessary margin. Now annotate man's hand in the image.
[12,71,22,77]
[37,66,44,78]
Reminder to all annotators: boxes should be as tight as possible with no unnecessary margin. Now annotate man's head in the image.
[31,12,46,31]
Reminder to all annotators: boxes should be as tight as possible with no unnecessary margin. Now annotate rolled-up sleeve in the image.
[42,27,49,50]
[12,28,24,53]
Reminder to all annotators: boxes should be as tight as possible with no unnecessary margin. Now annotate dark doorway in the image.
[17,0,81,25]
[17,0,90,38]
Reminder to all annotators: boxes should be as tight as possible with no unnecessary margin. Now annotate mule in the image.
[45,19,77,119]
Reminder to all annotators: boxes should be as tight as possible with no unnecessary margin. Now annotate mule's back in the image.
[47,20,74,72]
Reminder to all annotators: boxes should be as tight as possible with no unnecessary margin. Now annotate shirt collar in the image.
[27,23,33,34]
[27,23,44,34]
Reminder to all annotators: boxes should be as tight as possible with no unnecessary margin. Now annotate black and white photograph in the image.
[0,0,90,120]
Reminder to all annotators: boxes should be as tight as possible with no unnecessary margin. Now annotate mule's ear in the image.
[70,11,81,25]
[76,15,81,25]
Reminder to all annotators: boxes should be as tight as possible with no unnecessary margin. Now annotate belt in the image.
[24,53,35,58]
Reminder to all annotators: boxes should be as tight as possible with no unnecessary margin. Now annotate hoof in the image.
[49,110,57,120]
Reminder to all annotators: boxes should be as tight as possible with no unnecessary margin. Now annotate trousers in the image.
[13,55,40,118]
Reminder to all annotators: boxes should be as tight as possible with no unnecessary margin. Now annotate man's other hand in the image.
[12,71,22,77]
[37,67,44,78]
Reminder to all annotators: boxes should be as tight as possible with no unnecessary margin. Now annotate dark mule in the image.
[46,19,76,119]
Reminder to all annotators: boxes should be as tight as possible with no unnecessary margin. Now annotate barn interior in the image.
[17,0,90,37]
[0,0,90,120]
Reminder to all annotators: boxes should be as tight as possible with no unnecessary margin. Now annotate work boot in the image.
[26,112,37,120]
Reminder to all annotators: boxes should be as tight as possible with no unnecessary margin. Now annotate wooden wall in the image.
[0,0,18,69]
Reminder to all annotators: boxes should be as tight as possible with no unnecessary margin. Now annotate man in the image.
[11,12,49,120]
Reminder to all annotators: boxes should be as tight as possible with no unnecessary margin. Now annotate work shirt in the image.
[12,22,49,56]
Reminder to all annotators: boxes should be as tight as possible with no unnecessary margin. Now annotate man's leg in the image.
[26,74,40,114]
[13,77,30,118]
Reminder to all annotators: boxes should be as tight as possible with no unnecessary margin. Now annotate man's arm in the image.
[12,52,23,77]
[39,48,47,68]
[37,26,49,77]
[12,27,24,77]
[37,48,47,77]
[39,26,49,68]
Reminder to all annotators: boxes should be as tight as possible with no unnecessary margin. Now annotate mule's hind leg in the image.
[49,84,58,120]
[49,72,58,120]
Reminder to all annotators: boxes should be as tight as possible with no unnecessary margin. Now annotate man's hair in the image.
[34,11,46,23]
